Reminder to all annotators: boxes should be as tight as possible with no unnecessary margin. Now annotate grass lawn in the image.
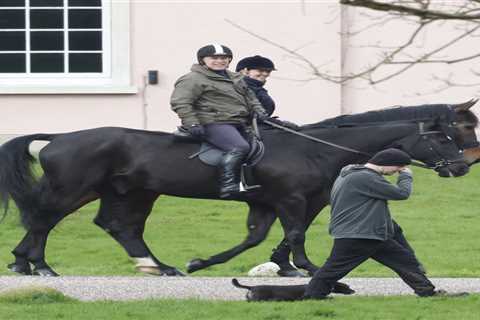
[0,166,479,277]
[0,288,479,320]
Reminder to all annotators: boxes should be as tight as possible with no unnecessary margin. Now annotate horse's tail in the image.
[231,278,253,290]
[0,134,54,228]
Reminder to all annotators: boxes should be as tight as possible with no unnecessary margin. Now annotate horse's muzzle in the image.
[436,163,470,177]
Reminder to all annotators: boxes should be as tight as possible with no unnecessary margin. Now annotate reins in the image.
[261,119,445,170]
[263,119,371,157]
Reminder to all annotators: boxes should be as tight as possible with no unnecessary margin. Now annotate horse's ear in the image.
[452,99,479,112]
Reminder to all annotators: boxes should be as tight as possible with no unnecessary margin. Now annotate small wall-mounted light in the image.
[147,70,158,85]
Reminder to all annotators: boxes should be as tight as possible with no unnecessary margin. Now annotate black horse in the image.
[0,101,477,277]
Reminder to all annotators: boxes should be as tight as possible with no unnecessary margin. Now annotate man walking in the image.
[303,148,459,299]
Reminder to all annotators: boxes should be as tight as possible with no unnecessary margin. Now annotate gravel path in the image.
[1,276,479,301]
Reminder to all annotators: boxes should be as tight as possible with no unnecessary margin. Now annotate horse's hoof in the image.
[186,259,206,273]
[32,267,59,277]
[332,282,355,295]
[7,262,32,275]
[136,266,164,275]
[162,268,186,276]
[277,269,308,277]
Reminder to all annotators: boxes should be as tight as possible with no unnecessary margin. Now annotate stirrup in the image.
[239,181,261,192]
[240,165,262,191]
[220,182,256,199]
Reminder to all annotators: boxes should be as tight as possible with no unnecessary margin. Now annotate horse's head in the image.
[451,99,479,149]
[432,99,479,177]
[391,100,479,177]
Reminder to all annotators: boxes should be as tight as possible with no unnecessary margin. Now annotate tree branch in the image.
[224,19,344,83]
[340,0,480,20]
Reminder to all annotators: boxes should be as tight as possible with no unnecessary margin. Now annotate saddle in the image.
[173,127,265,191]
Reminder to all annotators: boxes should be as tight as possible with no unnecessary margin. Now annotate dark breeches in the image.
[203,123,250,153]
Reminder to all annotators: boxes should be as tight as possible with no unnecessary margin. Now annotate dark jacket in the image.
[170,64,266,127]
[329,164,413,241]
[243,76,275,116]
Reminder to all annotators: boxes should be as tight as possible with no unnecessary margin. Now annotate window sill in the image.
[0,86,138,94]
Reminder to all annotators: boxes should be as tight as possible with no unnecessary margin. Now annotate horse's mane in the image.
[302,104,457,129]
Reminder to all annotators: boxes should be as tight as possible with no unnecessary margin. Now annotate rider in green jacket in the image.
[170,44,268,199]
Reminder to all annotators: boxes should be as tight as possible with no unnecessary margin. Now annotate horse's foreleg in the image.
[270,238,301,276]
[275,194,319,275]
[187,202,276,273]
[94,189,184,276]
[271,193,329,276]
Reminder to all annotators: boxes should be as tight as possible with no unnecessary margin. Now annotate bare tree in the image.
[340,0,480,89]
[227,1,480,93]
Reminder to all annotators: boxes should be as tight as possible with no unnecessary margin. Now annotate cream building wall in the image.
[0,1,478,142]
[0,0,341,139]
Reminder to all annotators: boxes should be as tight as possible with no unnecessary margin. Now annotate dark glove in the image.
[187,124,205,138]
[254,110,269,122]
[267,117,301,131]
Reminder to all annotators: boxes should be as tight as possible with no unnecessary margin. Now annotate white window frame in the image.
[0,0,136,94]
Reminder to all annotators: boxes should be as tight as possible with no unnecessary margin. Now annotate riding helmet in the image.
[197,44,233,64]
[235,55,276,72]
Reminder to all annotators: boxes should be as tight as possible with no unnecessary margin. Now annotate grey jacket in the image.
[170,64,266,127]
[329,164,413,241]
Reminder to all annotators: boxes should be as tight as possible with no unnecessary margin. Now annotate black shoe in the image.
[219,188,241,199]
[421,289,469,298]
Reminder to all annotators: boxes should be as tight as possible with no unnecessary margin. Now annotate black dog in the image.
[232,278,307,301]
[232,279,355,302]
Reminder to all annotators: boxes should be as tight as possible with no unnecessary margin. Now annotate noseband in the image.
[414,122,463,170]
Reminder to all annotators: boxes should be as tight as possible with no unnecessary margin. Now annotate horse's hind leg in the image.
[94,189,184,276]
[9,191,99,276]
[11,214,72,276]
[187,202,276,273]
[8,232,34,275]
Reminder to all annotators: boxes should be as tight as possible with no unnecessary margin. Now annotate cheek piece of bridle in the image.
[411,122,464,170]
[261,118,476,171]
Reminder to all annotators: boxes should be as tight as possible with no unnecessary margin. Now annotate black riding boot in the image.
[219,149,248,199]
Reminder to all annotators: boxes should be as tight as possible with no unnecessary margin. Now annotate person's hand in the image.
[400,167,412,175]
[187,124,205,138]
[254,110,269,122]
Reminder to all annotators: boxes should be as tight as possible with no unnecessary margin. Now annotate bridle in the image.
[261,118,472,170]
[414,122,465,170]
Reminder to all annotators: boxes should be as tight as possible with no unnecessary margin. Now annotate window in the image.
[0,0,135,94]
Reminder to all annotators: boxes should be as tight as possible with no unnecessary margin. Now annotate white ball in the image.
[247,262,280,277]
